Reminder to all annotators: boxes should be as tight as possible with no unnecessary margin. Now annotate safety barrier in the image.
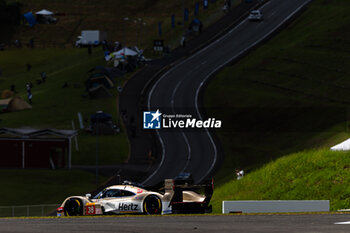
[0,204,59,217]
[223,200,330,214]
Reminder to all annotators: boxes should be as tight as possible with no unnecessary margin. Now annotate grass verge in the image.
[211,149,350,213]
[0,169,107,206]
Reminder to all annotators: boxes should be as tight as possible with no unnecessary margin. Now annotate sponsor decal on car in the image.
[86,204,96,215]
[118,203,138,211]
[85,203,103,215]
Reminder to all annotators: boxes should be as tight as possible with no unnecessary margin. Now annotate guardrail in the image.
[223,200,330,214]
[0,204,59,217]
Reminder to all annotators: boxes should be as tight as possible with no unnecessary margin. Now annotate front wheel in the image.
[64,198,83,216]
[143,195,162,215]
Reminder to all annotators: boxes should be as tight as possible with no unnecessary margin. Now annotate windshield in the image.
[93,189,136,199]
[93,190,104,199]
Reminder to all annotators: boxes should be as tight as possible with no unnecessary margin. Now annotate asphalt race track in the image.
[143,0,312,186]
[1,214,350,233]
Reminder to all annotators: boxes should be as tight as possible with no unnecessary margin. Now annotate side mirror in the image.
[85,193,91,199]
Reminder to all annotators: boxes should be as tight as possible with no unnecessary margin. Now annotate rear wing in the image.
[163,179,214,213]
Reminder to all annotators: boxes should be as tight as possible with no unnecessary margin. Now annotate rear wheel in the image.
[64,198,83,216]
[143,195,162,215]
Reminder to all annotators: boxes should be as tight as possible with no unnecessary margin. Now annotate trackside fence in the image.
[0,204,60,217]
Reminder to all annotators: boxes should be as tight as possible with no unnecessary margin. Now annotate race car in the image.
[248,10,263,21]
[56,179,213,216]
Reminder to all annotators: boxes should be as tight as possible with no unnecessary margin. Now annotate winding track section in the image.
[142,0,312,186]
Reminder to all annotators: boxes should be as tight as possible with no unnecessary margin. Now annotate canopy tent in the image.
[23,12,37,27]
[330,138,350,151]
[0,96,32,112]
[35,9,57,24]
[192,18,200,24]
[0,127,77,138]
[90,111,117,135]
[113,47,139,57]
[35,9,54,15]
[91,66,125,79]
[105,47,141,61]
[88,84,113,99]
[85,73,114,90]
[91,111,113,123]
[105,47,142,61]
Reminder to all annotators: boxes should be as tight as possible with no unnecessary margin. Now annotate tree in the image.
[0,0,22,25]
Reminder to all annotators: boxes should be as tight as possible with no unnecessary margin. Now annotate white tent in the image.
[330,138,350,151]
[35,9,54,15]
[112,47,139,57]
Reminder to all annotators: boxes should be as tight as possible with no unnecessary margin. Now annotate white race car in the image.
[57,179,213,216]
[248,10,263,21]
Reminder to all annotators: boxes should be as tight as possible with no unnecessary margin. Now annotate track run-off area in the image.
[1,213,350,233]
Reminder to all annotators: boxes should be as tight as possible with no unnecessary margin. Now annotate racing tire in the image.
[143,195,162,215]
[64,198,83,216]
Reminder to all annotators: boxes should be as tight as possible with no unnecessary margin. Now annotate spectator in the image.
[28,92,32,104]
[180,35,186,47]
[114,41,121,51]
[40,72,47,83]
[62,82,68,88]
[29,39,34,48]
[223,0,231,13]
[26,82,31,92]
[10,84,16,93]
[14,40,22,48]
[226,0,231,9]
[102,40,106,50]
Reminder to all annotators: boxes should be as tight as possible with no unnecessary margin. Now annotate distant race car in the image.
[56,179,213,216]
[248,10,263,21]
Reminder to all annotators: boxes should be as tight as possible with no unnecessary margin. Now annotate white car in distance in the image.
[248,10,263,21]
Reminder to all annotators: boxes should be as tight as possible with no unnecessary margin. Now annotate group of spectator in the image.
[14,39,34,49]
[24,69,47,105]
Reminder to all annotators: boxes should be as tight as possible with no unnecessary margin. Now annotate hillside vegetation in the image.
[205,0,350,212]
[211,149,350,213]
[0,169,107,206]
[7,0,228,50]
[0,47,129,165]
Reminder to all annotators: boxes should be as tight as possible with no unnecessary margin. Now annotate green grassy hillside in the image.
[0,169,107,206]
[211,149,350,213]
[0,47,129,165]
[7,0,229,51]
[205,0,350,212]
